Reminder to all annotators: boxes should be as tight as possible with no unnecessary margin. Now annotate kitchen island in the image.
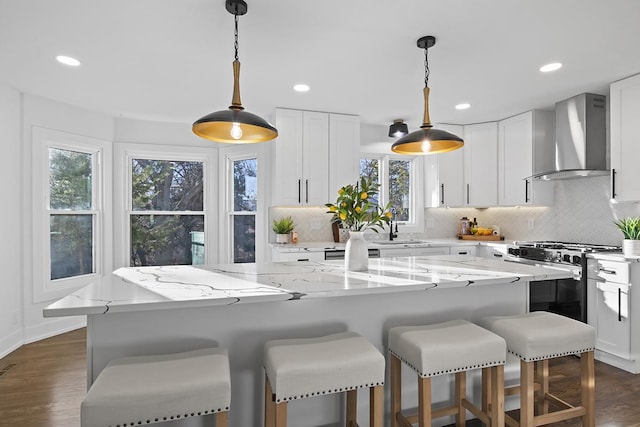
[45,255,573,427]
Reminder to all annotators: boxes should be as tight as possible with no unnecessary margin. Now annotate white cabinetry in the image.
[587,258,639,373]
[610,73,640,201]
[271,249,326,262]
[463,122,498,206]
[449,245,477,256]
[425,124,465,207]
[497,111,554,206]
[379,246,449,258]
[272,109,359,206]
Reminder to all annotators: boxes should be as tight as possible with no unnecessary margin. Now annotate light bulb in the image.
[230,122,242,140]
[421,140,432,153]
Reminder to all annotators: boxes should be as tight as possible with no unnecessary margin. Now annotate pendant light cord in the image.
[424,46,430,88]
[234,13,240,61]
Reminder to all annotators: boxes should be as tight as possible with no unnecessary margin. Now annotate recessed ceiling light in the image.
[293,84,310,93]
[455,103,471,110]
[540,62,562,73]
[56,55,81,67]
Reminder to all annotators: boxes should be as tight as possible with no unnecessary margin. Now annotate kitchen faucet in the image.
[389,208,398,241]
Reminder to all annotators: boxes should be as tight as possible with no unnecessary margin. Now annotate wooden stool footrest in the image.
[462,399,490,425]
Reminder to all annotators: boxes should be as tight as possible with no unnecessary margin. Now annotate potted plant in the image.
[273,216,295,244]
[614,217,640,257]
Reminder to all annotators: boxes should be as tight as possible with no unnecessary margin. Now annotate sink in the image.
[374,240,427,245]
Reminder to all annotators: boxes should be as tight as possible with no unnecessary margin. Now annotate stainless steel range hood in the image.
[532,93,608,180]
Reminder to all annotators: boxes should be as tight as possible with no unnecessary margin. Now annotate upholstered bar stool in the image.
[482,312,596,427]
[388,319,507,427]
[263,331,385,427]
[81,347,230,427]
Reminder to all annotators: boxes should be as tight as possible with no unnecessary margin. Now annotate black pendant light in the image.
[391,36,463,155]
[192,0,278,143]
[388,119,408,138]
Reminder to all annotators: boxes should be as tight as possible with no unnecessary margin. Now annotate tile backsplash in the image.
[271,176,640,246]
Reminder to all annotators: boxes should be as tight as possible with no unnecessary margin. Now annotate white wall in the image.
[20,94,115,345]
[0,83,24,358]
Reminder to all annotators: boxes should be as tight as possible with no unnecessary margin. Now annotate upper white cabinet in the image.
[611,73,640,202]
[272,108,359,206]
[425,124,465,207]
[497,110,554,206]
[463,122,498,206]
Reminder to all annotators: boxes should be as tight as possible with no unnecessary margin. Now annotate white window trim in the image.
[360,153,424,234]
[219,144,268,264]
[31,126,112,303]
[113,142,217,268]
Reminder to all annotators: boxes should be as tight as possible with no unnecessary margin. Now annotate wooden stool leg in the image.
[536,359,549,415]
[215,411,228,427]
[265,377,275,427]
[520,360,535,427]
[490,365,505,427]
[370,385,383,427]
[455,371,466,427]
[390,354,402,427]
[418,376,432,427]
[482,367,491,415]
[274,401,287,427]
[581,351,596,427]
[346,389,357,427]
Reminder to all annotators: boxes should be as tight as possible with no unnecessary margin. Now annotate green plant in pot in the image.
[614,217,640,257]
[273,216,295,244]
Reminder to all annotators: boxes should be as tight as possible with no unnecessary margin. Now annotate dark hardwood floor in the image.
[1,328,639,426]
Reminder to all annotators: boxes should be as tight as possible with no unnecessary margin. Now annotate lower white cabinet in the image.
[271,250,325,263]
[448,245,477,256]
[379,246,449,258]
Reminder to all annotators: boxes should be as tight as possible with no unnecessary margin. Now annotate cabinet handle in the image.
[611,168,617,199]
[458,251,468,255]
[467,183,470,205]
[599,268,616,275]
[492,253,503,258]
[440,184,445,205]
[525,179,530,203]
[618,287,622,322]
[297,258,310,262]
[298,179,301,204]
[305,179,309,204]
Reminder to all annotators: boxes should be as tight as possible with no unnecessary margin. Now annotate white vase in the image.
[276,233,289,244]
[622,239,640,257]
[345,231,368,271]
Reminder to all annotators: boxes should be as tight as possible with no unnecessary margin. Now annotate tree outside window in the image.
[360,157,412,223]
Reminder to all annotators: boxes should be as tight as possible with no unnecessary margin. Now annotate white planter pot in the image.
[345,231,368,271]
[622,239,640,257]
[275,234,289,244]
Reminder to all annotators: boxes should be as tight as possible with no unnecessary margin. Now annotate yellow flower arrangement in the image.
[325,177,392,232]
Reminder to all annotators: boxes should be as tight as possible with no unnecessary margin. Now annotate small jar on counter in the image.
[290,230,299,244]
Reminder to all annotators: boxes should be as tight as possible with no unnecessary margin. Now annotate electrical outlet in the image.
[528,218,535,230]
[426,218,435,228]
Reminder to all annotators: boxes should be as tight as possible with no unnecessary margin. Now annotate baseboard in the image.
[23,316,86,345]
[0,329,24,360]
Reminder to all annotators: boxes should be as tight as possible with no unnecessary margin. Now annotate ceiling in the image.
[1,0,639,137]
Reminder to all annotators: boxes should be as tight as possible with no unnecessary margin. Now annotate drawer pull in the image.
[492,253,503,258]
[599,268,617,275]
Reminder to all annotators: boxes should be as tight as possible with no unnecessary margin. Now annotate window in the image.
[32,127,111,302]
[129,159,204,266]
[360,155,423,232]
[230,157,257,263]
[114,144,216,268]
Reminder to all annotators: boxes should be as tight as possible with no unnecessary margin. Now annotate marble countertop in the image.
[270,238,514,252]
[44,255,571,318]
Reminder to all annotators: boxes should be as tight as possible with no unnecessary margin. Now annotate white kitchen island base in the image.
[46,256,573,426]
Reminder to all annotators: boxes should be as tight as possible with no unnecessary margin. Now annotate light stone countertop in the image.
[269,238,515,252]
[44,255,571,318]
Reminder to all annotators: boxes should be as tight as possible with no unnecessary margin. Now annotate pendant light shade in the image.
[192,0,277,143]
[391,36,463,155]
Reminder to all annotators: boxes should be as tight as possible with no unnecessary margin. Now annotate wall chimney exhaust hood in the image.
[531,93,608,181]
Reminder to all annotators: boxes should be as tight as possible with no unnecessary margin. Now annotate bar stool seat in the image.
[81,347,230,427]
[389,319,507,427]
[264,331,385,427]
[482,312,596,427]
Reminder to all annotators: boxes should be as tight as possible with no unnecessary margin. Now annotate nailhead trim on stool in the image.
[81,348,230,427]
[264,331,385,427]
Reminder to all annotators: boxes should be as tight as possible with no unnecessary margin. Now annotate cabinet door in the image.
[498,112,532,205]
[428,124,464,207]
[302,111,329,205]
[611,73,640,201]
[464,122,498,206]
[449,245,477,256]
[273,109,304,205]
[594,280,630,358]
[329,114,360,195]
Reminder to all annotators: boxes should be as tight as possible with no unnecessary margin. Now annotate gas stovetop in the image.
[509,241,621,266]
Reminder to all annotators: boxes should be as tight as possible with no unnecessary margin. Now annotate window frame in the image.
[113,143,217,268]
[359,153,424,234]
[31,127,112,303]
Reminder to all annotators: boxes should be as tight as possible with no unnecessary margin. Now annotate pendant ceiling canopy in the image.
[391,36,463,155]
[192,0,278,144]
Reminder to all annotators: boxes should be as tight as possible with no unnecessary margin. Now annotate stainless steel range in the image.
[507,241,621,323]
